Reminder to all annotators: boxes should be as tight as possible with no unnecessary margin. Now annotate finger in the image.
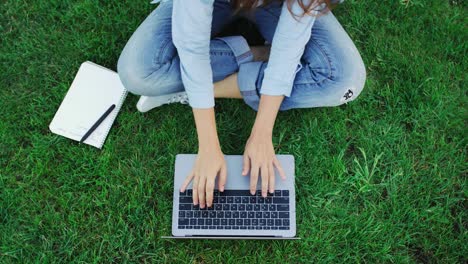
[250,165,259,195]
[261,165,269,197]
[180,169,194,192]
[219,164,227,192]
[206,178,215,208]
[198,176,206,208]
[273,158,287,180]
[268,163,275,194]
[192,174,199,206]
[242,155,250,176]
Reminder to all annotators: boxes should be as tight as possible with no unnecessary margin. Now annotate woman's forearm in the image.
[251,95,284,137]
[193,108,221,151]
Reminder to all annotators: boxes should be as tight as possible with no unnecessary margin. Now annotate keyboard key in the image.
[279,227,290,230]
[179,204,191,210]
[178,219,189,225]
[260,219,266,226]
[202,226,209,229]
[202,211,209,218]
[239,204,245,211]
[217,226,224,230]
[215,204,222,210]
[219,197,226,203]
[221,219,228,226]
[214,190,219,197]
[194,226,200,229]
[187,226,193,229]
[273,197,289,204]
[180,191,187,196]
[229,219,235,225]
[256,190,262,196]
[267,219,274,226]
[256,212,262,218]
[214,219,220,226]
[227,197,234,203]
[263,212,270,218]
[225,226,232,230]
[271,227,278,230]
[250,197,256,203]
[223,204,230,211]
[248,212,255,218]
[206,219,212,225]
[254,205,261,211]
[192,205,200,211]
[252,219,259,226]
[235,197,241,203]
[233,212,240,218]
[244,219,251,225]
[190,219,197,225]
[274,190,282,196]
[240,212,247,218]
[256,227,262,230]
[179,197,192,203]
[233,226,240,230]
[240,226,247,230]
[194,211,201,218]
[225,212,232,218]
[279,212,290,218]
[261,205,269,211]
[271,212,278,218]
[213,197,218,203]
[248,227,255,230]
[265,197,272,204]
[187,190,192,196]
[197,219,204,225]
[269,205,276,211]
[208,206,214,211]
[282,190,289,196]
[186,211,193,218]
[236,219,243,225]
[277,205,289,211]
[258,197,265,204]
[275,219,282,226]
[231,204,238,211]
[263,227,271,230]
[217,211,224,218]
[242,197,249,203]
[179,226,185,229]
[246,204,253,211]
[209,211,216,218]
[283,219,290,226]
[179,211,185,218]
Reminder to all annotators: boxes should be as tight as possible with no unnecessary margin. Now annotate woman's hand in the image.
[243,132,286,197]
[180,147,227,208]
[180,107,226,209]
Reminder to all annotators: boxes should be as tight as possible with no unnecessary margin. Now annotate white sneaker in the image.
[136,92,189,113]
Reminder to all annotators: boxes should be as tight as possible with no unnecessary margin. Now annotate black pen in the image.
[80,104,116,144]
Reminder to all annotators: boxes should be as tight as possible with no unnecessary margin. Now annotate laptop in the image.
[169,154,297,239]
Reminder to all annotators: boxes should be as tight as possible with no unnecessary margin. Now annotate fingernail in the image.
[262,192,267,197]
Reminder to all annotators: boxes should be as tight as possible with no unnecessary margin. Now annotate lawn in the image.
[0,0,466,262]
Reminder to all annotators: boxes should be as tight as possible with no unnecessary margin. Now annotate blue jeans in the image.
[117,0,366,111]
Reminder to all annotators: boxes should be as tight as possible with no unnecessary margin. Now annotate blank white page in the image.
[49,61,127,149]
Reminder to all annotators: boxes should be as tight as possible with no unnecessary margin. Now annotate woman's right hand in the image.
[180,147,227,208]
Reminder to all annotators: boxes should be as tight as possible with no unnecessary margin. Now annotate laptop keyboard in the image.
[178,190,290,230]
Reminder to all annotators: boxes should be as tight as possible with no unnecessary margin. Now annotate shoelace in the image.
[167,93,189,105]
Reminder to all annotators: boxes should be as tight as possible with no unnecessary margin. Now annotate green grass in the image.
[0,0,466,262]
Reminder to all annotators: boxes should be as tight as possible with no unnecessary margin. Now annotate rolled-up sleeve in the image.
[172,0,215,108]
[260,0,318,97]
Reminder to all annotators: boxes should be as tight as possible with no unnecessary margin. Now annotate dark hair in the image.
[231,0,336,19]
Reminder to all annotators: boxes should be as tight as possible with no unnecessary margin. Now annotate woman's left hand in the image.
[242,132,286,197]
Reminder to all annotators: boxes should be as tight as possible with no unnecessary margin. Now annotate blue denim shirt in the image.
[151,0,340,108]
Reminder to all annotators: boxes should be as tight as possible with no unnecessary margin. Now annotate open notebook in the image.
[49,61,128,149]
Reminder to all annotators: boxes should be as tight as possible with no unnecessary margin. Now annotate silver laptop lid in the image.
[172,154,296,238]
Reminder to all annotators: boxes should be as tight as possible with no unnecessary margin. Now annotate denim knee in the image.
[117,49,170,96]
